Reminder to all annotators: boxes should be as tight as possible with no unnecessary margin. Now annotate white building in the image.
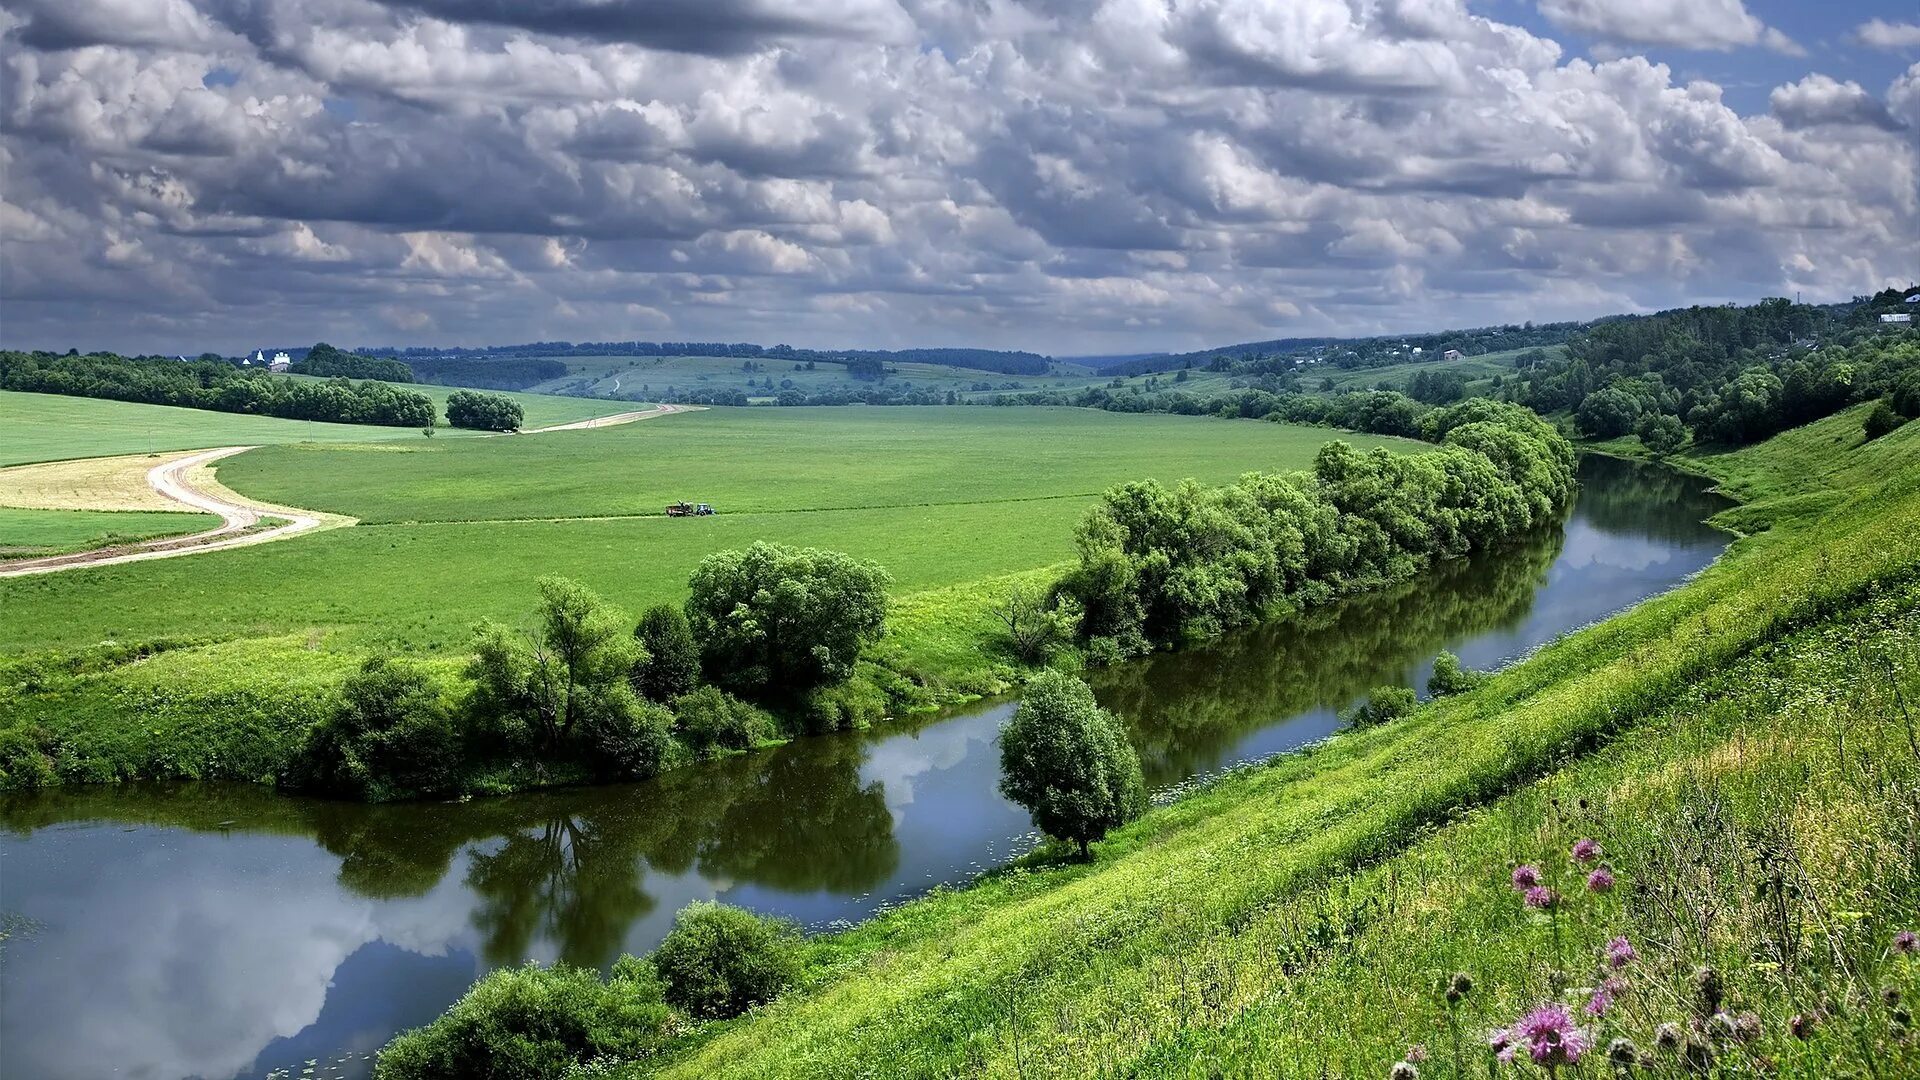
[1881,313,1912,324]
[270,351,292,371]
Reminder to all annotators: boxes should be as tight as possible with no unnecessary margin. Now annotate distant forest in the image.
[360,341,1056,377]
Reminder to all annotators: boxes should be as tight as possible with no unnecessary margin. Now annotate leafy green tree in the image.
[468,577,640,756]
[670,686,775,755]
[632,604,700,702]
[998,670,1146,859]
[375,959,669,1080]
[1426,651,1486,697]
[684,543,890,703]
[285,656,461,800]
[651,902,800,1020]
[988,582,1079,664]
[1635,412,1686,457]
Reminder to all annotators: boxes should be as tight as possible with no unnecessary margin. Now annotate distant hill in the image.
[358,341,1056,377]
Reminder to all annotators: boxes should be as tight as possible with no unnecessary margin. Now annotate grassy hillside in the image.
[1314,344,1546,393]
[554,410,1920,1078]
[521,354,1108,401]
[0,386,636,466]
[0,507,215,558]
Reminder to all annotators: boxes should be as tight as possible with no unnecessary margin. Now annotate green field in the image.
[598,406,1920,1079]
[0,408,1416,654]
[0,386,635,466]
[519,354,1107,401]
[0,507,216,558]
[1313,344,1548,393]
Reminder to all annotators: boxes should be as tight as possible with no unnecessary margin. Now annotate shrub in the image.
[1345,685,1417,726]
[445,389,525,432]
[685,542,890,704]
[375,960,669,1080]
[1865,400,1907,441]
[632,604,699,702]
[577,693,673,780]
[285,657,461,800]
[988,584,1078,665]
[651,902,800,1020]
[1635,412,1686,456]
[671,686,775,755]
[468,578,639,755]
[0,725,59,789]
[1426,651,1487,697]
[998,670,1147,859]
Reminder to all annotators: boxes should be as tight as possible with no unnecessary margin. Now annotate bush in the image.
[998,670,1146,859]
[1425,651,1487,697]
[445,389,525,432]
[1345,685,1417,727]
[651,902,800,1020]
[576,693,673,780]
[803,670,892,733]
[468,578,639,756]
[376,960,669,1080]
[988,584,1078,665]
[285,657,461,801]
[670,686,775,755]
[632,604,699,702]
[1634,412,1686,456]
[1865,400,1907,441]
[685,542,890,704]
[0,725,59,789]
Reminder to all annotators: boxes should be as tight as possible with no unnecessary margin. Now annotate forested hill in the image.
[1107,321,1586,376]
[359,341,1055,377]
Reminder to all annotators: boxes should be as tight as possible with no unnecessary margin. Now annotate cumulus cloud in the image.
[0,0,1912,354]
[1536,0,1800,54]
[1855,19,1920,51]
[1770,74,1905,132]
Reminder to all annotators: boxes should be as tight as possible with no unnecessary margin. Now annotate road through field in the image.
[0,402,699,576]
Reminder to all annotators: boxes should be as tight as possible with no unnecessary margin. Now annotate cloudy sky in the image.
[1,0,1916,356]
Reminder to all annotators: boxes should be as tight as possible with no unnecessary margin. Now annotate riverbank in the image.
[574,407,1920,1076]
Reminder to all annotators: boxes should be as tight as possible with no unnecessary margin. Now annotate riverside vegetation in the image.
[364,402,1920,1078]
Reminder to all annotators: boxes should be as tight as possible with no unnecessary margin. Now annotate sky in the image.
[1,0,1916,357]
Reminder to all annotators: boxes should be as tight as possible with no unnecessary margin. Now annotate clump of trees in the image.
[445,389,524,431]
[293,342,414,382]
[285,657,461,801]
[998,670,1146,859]
[0,350,436,428]
[1426,651,1488,697]
[632,604,700,702]
[1057,399,1576,659]
[686,542,891,708]
[1343,685,1417,726]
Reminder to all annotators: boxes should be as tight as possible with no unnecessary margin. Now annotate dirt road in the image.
[0,402,700,577]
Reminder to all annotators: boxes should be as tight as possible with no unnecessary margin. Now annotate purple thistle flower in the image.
[1524,885,1559,909]
[1585,987,1613,1017]
[1571,838,1601,862]
[1895,930,1918,955]
[1605,936,1637,969]
[1511,864,1542,890]
[1511,1004,1593,1067]
[1489,1028,1515,1064]
[1586,865,1616,893]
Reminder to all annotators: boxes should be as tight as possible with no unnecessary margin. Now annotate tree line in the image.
[1,350,437,428]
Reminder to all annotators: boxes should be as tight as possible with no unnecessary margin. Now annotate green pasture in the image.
[216,406,1418,523]
[1312,344,1547,393]
[0,387,635,466]
[521,354,1106,401]
[0,507,217,558]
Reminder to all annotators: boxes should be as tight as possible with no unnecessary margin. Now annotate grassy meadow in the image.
[599,403,1920,1079]
[518,354,1106,401]
[0,507,216,558]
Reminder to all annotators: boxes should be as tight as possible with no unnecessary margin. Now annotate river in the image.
[0,455,1731,1080]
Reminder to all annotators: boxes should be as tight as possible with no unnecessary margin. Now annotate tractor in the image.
[666,501,715,517]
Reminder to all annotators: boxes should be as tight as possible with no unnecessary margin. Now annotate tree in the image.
[684,543,890,704]
[468,577,640,756]
[1635,412,1686,457]
[988,583,1078,664]
[632,604,700,702]
[1426,651,1486,697]
[997,670,1146,859]
[285,656,461,800]
[1864,400,1906,441]
[651,902,799,1020]
[1345,685,1416,726]
[446,389,524,431]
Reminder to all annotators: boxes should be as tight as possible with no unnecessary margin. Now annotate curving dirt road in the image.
[0,402,701,577]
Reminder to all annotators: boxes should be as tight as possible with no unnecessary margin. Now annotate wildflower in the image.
[1572,838,1601,862]
[1511,864,1542,890]
[1586,866,1616,893]
[1405,1044,1428,1063]
[1607,1037,1641,1067]
[1525,885,1559,909]
[1489,1028,1516,1064]
[1895,930,1918,955]
[1388,1062,1418,1080]
[1654,1022,1684,1052]
[1789,1012,1816,1039]
[1734,1012,1761,1042]
[1509,1004,1593,1067]
[1447,972,1474,1004]
[1584,987,1613,1017]
[1605,936,1637,969]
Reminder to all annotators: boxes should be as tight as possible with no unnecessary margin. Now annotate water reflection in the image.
[0,454,1730,1080]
